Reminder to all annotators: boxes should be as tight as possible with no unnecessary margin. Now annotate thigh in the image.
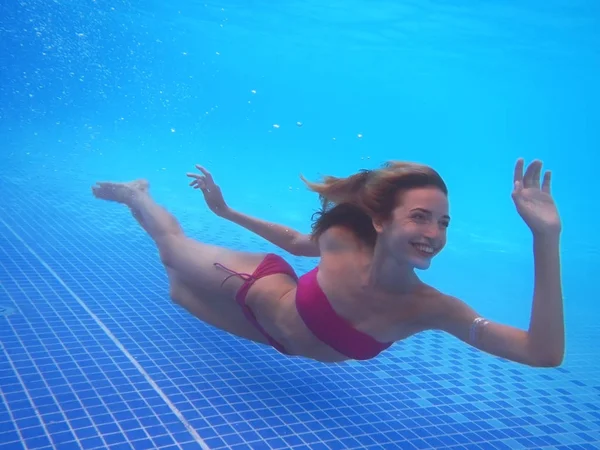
[159,235,266,297]
[166,270,272,345]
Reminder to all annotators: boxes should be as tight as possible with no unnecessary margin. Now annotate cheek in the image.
[438,231,448,247]
[390,229,415,248]
[400,222,423,237]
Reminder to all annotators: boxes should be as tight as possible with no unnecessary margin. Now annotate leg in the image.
[91,179,268,303]
[92,180,200,271]
[92,179,278,344]
[92,179,183,243]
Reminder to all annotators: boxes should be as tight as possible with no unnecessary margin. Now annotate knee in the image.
[165,269,187,305]
[159,247,175,268]
[168,282,186,305]
[157,236,180,267]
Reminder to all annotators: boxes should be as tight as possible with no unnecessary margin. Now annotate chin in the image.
[407,256,433,270]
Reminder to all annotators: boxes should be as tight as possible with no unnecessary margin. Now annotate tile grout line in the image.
[0,342,34,448]
[0,218,210,450]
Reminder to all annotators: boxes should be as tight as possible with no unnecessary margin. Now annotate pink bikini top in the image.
[296,267,393,360]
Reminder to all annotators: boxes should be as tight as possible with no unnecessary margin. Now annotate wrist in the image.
[532,229,561,241]
[218,206,235,220]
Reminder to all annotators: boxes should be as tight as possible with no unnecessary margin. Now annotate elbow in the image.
[288,247,302,257]
[288,234,319,257]
[286,238,302,256]
[544,354,565,368]
[287,244,306,257]
[529,351,564,368]
[526,337,565,367]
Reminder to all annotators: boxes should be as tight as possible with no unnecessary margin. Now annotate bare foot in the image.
[92,179,149,205]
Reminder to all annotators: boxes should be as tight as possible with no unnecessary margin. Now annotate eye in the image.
[412,213,427,221]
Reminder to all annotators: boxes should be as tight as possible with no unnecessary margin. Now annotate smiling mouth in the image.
[412,243,434,256]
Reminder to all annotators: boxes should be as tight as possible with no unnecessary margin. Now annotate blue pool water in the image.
[1,1,599,449]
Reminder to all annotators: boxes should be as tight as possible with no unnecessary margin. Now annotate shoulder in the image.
[415,290,478,333]
[318,225,366,253]
[311,203,377,250]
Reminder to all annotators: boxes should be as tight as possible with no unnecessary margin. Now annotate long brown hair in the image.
[301,161,448,245]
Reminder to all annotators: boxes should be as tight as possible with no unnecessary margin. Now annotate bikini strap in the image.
[214,263,255,287]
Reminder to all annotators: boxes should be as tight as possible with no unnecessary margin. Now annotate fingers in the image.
[513,158,524,185]
[542,170,552,194]
[186,165,215,190]
[195,165,214,182]
[189,178,206,189]
[516,158,553,192]
[522,159,542,188]
[186,173,204,189]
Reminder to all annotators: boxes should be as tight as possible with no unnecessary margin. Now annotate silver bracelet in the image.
[469,317,489,343]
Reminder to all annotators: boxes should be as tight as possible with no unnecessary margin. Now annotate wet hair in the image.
[301,161,448,245]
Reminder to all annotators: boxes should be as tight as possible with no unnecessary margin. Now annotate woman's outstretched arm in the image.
[221,208,320,257]
[433,231,564,367]
[187,165,320,257]
[429,158,564,367]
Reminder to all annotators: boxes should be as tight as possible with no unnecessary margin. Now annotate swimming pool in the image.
[1,1,598,449]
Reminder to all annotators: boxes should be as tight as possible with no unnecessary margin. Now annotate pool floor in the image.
[0,174,598,450]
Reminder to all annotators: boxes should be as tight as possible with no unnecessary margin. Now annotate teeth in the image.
[413,243,434,254]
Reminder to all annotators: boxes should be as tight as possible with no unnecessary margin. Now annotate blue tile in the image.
[23,435,53,449]
[1,177,599,450]
[131,439,156,449]
[151,433,175,447]
[104,432,128,445]
[55,442,86,450]
[0,429,20,444]
[203,436,226,448]
[145,424,168,438]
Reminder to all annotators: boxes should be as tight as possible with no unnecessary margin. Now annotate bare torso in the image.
[246,226,442,361]
[168,226,442,363]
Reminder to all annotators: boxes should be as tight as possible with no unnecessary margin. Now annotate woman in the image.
[92,158,564,367]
